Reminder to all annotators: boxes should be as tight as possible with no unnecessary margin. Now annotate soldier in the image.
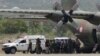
[49,40,55,53]
[45,39,50,54]
[27,40,32,53]
[75,38,81,53]
[54,41,60,53]
[67,38,75,53]
[92,29,98,53]
[60,41,64,53]
[35,38,42,54]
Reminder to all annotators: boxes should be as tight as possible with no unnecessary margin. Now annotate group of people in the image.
[45,38,81,54]
[27,38,42,54]
[27,38,81,54]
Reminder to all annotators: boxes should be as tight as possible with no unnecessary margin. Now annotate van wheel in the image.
[4,51,10,54]
[10,48,16,54]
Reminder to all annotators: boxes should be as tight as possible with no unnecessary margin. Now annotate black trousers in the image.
[27,47,32,53]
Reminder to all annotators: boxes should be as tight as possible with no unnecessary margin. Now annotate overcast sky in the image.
[0,0,99,11]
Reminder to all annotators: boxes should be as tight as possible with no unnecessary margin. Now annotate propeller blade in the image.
[70,19,79,30]
[68,0,80,30]
[71,0,80,11]
[63,9,79,30]
[61,10,69,24]
[56,20,64,29]
[55,0,80,31]
[55,10,72,30]
[69,10,74,15]
[57,0,80,25]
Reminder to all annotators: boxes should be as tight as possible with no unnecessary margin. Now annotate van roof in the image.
[24,35,45,39]
[54,37,69,40]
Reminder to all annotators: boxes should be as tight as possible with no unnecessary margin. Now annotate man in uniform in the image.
[75,38,81,53]
[27,40,32,53]
[35,38,42,54]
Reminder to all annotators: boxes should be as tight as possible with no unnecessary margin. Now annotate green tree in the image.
[2,19,27,34]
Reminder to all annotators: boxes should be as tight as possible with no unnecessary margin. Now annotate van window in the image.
[19,40,26,43]
[30,39,36,43]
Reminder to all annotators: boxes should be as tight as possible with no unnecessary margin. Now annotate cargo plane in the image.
[0,0,100,53]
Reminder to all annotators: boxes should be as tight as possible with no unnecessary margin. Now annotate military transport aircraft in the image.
[0,0,100,53]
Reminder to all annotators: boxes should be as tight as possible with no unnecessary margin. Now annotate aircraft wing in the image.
[0,9,99,25]
[0,9,54,19]
[0,9,94,19]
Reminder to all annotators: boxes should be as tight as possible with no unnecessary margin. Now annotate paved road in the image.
[0,54,100,56]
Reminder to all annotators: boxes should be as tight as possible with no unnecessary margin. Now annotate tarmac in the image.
[0,54,100,56]
[0,42,100,56]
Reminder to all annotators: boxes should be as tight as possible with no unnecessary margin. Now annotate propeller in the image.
[55,0,80,32]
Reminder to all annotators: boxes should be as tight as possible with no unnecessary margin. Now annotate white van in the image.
[54,37,69,43]
[2,35,46,54]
